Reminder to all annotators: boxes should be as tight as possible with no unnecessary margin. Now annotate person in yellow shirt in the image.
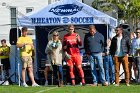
[16,27,39,87]
[0,39,10,82]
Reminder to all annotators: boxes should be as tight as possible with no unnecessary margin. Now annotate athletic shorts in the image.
[1,58,11,70]
[66,54,82,67]
[45,55,52,66]
[21,56,32,68]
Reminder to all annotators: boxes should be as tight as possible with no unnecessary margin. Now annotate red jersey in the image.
[63,33,82,55]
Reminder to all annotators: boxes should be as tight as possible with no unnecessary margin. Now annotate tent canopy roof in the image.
[18,0,117,27]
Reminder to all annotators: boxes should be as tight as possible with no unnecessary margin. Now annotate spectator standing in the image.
[0,39,11,84]
[110,26,130,86]
[132,28,140,83]
[45,31,64,87]
[129,31,136,82]
[84,25,107,86]
[103,38,115,85]
[44,60,52,86]
[16,27,39,87]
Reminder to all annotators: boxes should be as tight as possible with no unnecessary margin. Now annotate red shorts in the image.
[66,54,82,67]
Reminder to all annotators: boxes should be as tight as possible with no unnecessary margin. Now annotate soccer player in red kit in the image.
[63,24,85,86]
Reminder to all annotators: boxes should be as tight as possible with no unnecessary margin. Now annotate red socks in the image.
[69,67,85,85]
[77,67,85,84]
[69,67,75,85]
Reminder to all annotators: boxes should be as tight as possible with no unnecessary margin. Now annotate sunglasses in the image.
[135,32,140,33]
[53,35,58,36]
[115,29,120,31]
[69,29,74,30]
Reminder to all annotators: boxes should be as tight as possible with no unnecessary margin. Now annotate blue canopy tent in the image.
[17,0,118,84]
[18,0,117,27]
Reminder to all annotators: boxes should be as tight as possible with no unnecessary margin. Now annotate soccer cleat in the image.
[82,83,86,86]
[71,80,75,86]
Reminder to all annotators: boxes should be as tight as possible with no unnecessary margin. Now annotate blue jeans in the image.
[134,57,140,82]
[52,65,64,81]
[103,55,115,84]
[89,53,106,84]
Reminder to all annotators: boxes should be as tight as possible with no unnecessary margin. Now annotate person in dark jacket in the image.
[110,26,131,86]
[84,25,107,86]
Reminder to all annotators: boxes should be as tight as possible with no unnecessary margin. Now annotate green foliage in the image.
[106,0,140,18]
[100,6,112,11]
[91,0,98,9]
[92,0,113,12]
[117,4,125,10]
[92,0,140,19]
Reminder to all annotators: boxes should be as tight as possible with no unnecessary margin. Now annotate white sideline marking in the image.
[36,87,58,93]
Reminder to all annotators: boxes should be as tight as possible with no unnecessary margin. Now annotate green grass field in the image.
[0,84,140,93]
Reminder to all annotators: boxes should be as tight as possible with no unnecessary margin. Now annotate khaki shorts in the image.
[21,56,33,68]
[45,55,52,66]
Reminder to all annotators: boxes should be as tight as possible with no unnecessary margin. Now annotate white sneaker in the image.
[112,82,115,85]
[32,83,40,87]
[44,81,48,86]
[22,83,28,87]
[114,84,119,86]
[126,84,130,86]
[80,82,82,86]
[4,81,9,85]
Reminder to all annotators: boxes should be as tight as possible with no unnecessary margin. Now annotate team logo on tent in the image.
[49,4,83,16]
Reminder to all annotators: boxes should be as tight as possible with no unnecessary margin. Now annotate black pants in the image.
[52,65,63,85]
